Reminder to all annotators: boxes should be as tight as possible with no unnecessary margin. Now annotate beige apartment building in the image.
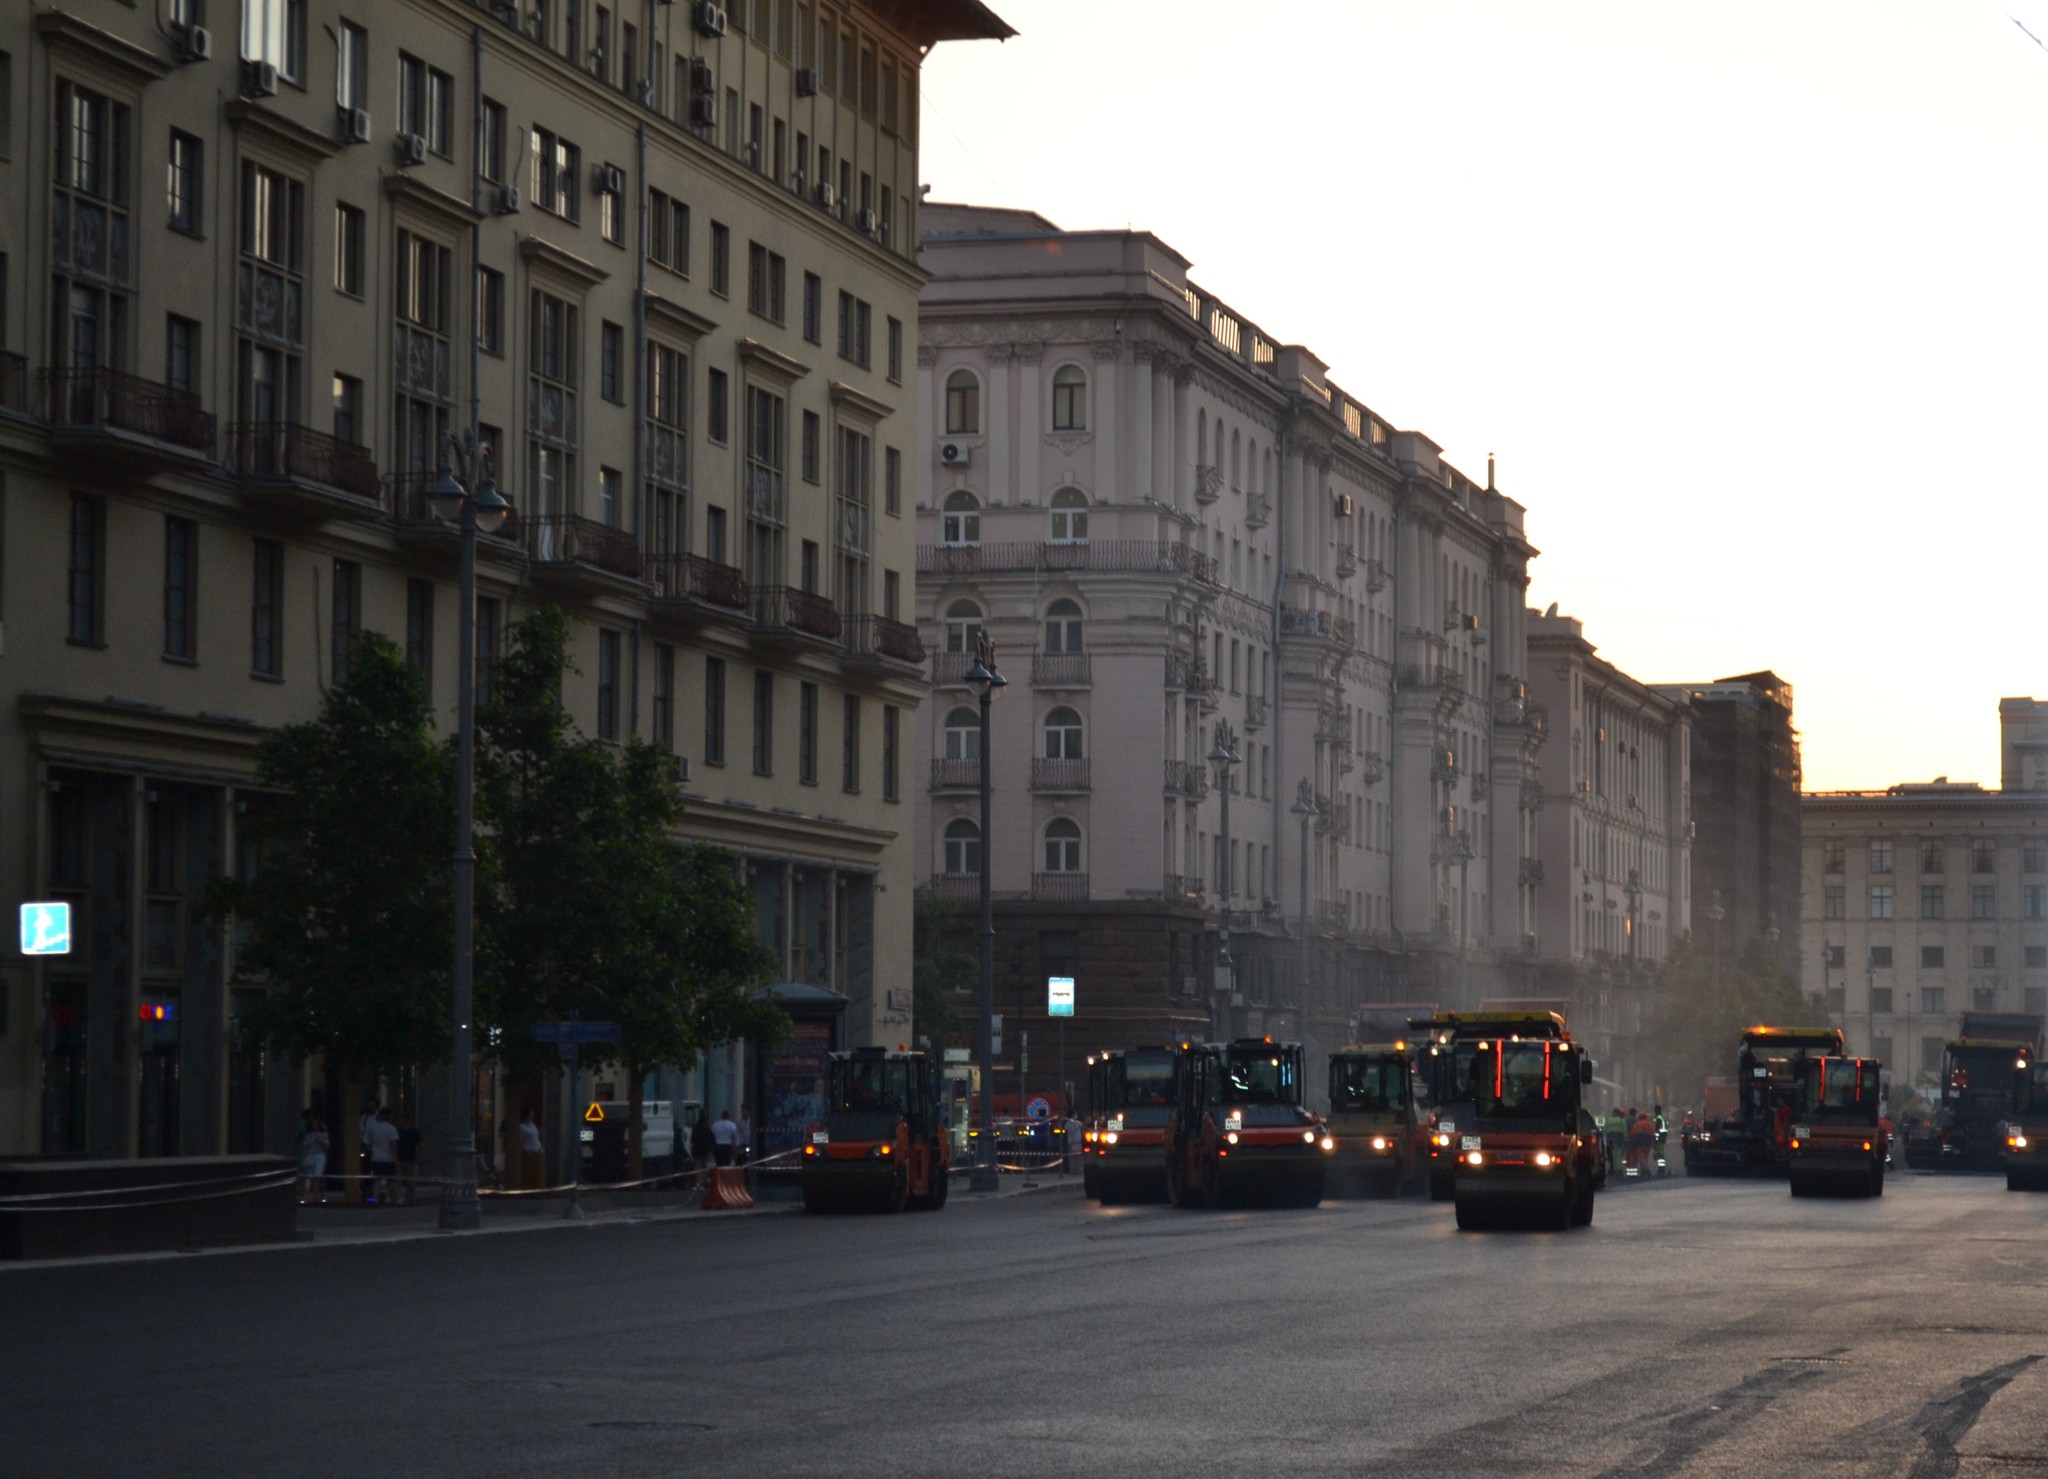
[1525,608,1691,1100]
[912,204,1545,1090]
[0,0,1010,1160]
[1803,701,2048,1086]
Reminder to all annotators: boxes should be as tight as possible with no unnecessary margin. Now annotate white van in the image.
[581,1099,697,1169]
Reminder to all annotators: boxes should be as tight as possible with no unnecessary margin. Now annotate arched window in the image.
[943,706,980,762]
[1043,599,1083,655]
[943,818,982,876]
[1048,487,1088,544]
[944,369,980,435]
[1043,705,1084,761]
[941,489,980,546]
[1050,364,1087,431]
[1043,818,1083,874]
[943,600,983,654]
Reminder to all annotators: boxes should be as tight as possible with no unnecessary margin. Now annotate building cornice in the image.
[382,170,480,228]
[518,233,610,288]
[36,11,173,86]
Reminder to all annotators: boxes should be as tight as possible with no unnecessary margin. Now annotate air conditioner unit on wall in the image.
[796,67,820,97]
[176,25,212,62]
[856,207,877,235]
[494,184,522,214]
[939,441,972,467]
[1334,493,1355,517]
[814,181,835,210]
[691,57,715,92]
[341,107,372,145]
[395,132,428,167]
[695,0,728,36]
[242,59,279,97]
[690,94,717,127]
[594,163,625,195]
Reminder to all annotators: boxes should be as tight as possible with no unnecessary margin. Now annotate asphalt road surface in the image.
[7,1171,2048,1477]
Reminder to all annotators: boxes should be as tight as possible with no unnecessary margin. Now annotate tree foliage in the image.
[211,633,454,1078]
[912,886,973,1050]
[1637,936,1832,1109]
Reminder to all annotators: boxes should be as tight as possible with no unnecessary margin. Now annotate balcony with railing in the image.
[1031,651,1091,688]
[750,585,842,646]
[1335,545,1359,580]
[1354,750,1386,785]
[843,614,925,669]
[1164,758,1208,799]
[1030,758,1090,792]
[1245,490,1271,528]
[0,352,30,418]
[1162,873,1203,902]
[1194,464,1223,504]
[1317,900,1351,930]
[931,650,981,687]
[1032,872,1089,902]
[916,539,1219,586]
[930,757,981,790]
[645,551,749,625]
[226,421,381,521]
[933,873,981,903]
[42,366,216,465]
[529,514,646,593]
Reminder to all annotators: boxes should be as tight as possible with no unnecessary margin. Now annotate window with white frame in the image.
[1042,706,1083,761]
[943,706,980,762]
[1043,818,1082,873]
[941,490,980,546]
[1043,599,1082,654]
[942,600,982,654]
[943,818,981,876]
[944,368,979,434]
[1048,487,1088,544]
[1050,363,1087,431]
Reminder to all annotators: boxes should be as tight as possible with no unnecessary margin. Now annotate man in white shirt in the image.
[710,1108,739,1167]
[364,1108,402,1207]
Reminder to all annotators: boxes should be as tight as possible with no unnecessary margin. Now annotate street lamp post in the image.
[1707,892,1727,990]
[1291,781,1321,1008]
[428,433,510,1233]
[1208,721,1241,1033]
[966,632,1006,1194]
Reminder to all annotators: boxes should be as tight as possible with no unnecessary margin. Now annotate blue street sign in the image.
[19,902,72,957]
[529,1020,622,1044]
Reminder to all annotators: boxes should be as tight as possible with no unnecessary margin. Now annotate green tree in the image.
[912,886,973,1050]
[1637,936,1831,1108]
[476,606,784,1176]
[212,632,454,1078]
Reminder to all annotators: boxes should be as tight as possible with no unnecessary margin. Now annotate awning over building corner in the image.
[879,0,1016,46]
[754,981,851,1013]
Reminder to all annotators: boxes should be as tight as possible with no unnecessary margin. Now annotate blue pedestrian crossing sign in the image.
[19,902,73,956]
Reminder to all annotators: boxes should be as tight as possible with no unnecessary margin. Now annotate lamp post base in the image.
[438,1148,483,1231]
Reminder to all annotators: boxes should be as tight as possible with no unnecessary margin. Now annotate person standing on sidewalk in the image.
[711,1108,739,1167]
[298,1116,329,1205]
[364,1108,402,1206]
[518,1108,545,1190]
[689,1110,714,1188]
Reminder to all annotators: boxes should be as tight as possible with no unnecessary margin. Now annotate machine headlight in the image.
[2010,1134,2029,1150]
[1371,1136,1390,1152]
[1103,1131,1119,1146]
[1320,1136,1335,1152]
[1465,1150,1484,1167]
[1789,1139,1801,1151]
[1225,1131,1239,1145]
[1303,1131,1317,1145]
[1533,1151,1555,1168]
[1432,1133,1452,1148]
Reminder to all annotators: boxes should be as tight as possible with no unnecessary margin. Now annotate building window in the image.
[2027,841,2047,874]
[532,127,580,221]
[753,670,774,775]
[1051,364,1087,431]
[2027,945,2048,969]
[338,21,369,110]
[941,491,980,546]
[1868,945,1893,968]
[800,410,820,482]
[747,241,786,321]
[1972,841,1996,873]
[943,706,980,762]
[648,189,689,272]
[835,292,871,366]
[710,221,730,294]
[943,818,981,876]
[1822,839,1843,873]
[331,558,361,684]
[884,446,902,517]
[162,517,198,661]
[243,0,307,80]
[945,369,980,434]
[597,628,621,742]
[842,693,861,792]
[1824,944,1845,969]
[652,643,674,752]
[168,130,203,234]
[599,171,624,245]
[882,704,899,802]
[397,54,454,155]
[1922,945,1945,969]
[707,369,728,442]
[2027,884,2048,920]
[392,230,453,482]
[480,97,507,181]
[1923,987,1945,1015]
[1921,842,1944,874]
[1043,706,1084,761]
[67,494,105,645]
[165,315,199,396]
[704,655,726,765]
[476,595,501,707]
[237,162,307,437]
[1049,487,1089,544]
[329,373,361,445]
[251,538,283,678]
[334,203,364,295]
[1868,885,1893,920]
[597,466,622,527]
[943,601,983,655]
[528,290,577,515]
[1044,819,1083,873]
[1973,884,1996,919]
[600,320,623,402]
[802,271,822,343]
[798,680,817,784]
[833,424,871,617]
[1870,987,1894,1015]
[398,577,433,685]
[1974,944,1997,969]
[1920,885,1944,920]
[1044,599,1083,654]
[1869,840,1892,875]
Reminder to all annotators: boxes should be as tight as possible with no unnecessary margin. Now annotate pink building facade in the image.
[912,205,1547,1091]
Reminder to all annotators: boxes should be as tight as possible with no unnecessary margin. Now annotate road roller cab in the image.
[800,1047,950,1213]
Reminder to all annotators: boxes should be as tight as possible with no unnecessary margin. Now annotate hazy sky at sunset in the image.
[917,2,2048,792]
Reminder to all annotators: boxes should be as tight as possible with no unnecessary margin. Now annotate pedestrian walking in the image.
[689,1109,714,1188]
[711,1108,739,1167]
[1629,1106,1653,1175]
[1062,1111,1083,1174]
[298,1115,329,1205]
[364,1108,402,1206]
[518,1108,545,1190]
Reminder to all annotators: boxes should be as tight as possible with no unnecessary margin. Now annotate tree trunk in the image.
[626,1071,645,1183]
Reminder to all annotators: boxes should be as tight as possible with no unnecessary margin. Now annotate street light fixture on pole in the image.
[427,432,511,1233]
[1291,781,1321,1007]
[966,631,1006,1194]
[1208,721,1241,1031]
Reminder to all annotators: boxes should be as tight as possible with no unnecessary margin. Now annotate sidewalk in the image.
[2,1170,1081,1270]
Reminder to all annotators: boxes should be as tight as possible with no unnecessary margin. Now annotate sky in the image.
[916,1,2048,794]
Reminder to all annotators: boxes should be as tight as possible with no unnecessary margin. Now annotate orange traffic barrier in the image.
[701,1167,754,1211]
